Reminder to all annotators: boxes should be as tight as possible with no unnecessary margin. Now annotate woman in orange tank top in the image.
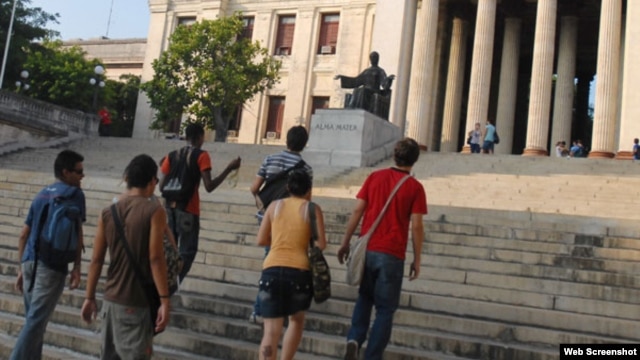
[256,170,327,360]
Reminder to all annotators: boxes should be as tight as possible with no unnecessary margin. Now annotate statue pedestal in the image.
[305,109,402,167]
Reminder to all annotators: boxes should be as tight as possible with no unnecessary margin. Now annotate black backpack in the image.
[161,147,202,207]
[257,160,306,210]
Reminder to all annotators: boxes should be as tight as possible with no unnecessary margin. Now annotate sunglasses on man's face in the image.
[70,168,84,175]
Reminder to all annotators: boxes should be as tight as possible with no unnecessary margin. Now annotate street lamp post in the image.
[90,65,105,111]
[0,0,18,89]
[15,70,29,93]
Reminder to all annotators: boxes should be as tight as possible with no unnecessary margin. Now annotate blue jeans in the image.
[347,251,404,360]
[10,261,66,360]
[166,208,200,282]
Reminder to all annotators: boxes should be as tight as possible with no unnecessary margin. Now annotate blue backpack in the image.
[40,187,81,264]
[28,185,82,291]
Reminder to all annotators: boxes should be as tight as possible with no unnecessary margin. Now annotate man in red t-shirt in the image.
[159,123,241,281]
[98,107,112,137]
[337,138,427,360]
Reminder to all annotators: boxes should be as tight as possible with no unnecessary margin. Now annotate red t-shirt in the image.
[160,149,212,216]
[357,168,427,260]
[98,109,112,125]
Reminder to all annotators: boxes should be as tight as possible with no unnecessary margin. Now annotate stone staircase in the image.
[0,137,639,359]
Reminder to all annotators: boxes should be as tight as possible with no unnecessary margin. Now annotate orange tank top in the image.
[263,197,311,270]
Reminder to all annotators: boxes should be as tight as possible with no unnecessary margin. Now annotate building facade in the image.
[63,38,146,81]
[133,0,639,158]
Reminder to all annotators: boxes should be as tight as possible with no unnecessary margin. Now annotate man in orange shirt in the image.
[159,123,241,281]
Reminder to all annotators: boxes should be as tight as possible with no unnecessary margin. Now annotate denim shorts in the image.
[258,267,312,318]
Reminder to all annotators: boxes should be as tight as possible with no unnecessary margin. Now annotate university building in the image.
[130,0,638,158]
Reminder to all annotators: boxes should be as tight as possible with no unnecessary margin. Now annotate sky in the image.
[29,0,149,40]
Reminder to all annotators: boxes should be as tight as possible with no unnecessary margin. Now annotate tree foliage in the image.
[141,14,281,142]
[22,40,103,111]
[0,0,58,89]
[106,74,140,137]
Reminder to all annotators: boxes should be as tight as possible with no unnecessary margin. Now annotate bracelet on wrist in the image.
[86,297,95,301]
[159,295,170,299]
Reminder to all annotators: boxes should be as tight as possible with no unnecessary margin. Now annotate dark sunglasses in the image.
[70,168,84,175]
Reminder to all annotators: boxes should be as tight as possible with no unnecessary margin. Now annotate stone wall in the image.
[0,90,98,139]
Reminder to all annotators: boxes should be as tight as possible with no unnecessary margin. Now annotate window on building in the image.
[227,105,243,137]
[240,17,255,41]
[311,96,330,115]
[275,15,296,56]
[318,14,339,55]
[177,16,197,28]
[265,96,285,139]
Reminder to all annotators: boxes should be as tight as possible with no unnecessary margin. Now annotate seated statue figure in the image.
[334,51,395,120]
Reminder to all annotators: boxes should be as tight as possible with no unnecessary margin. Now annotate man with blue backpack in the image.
[11,149,87,360]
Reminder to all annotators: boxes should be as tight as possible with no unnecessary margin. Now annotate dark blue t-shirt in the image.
[22,181,86,266]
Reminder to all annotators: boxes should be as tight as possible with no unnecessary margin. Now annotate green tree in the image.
[23,40,104,111]
[0,0,58,89]
[141,14,281,142]
[106,74,140,137]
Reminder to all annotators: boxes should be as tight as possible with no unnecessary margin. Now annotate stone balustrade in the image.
[0,90,98,138]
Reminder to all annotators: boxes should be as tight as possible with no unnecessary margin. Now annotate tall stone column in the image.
[463,0,497,149]
[590,0,622,158]
[372,0,417,132]
[406,0,439,148]
[551,16,578,148]
[133,2,170,138]
[440,18,469,152]
[494,17,522,155]
[617,0,639,159]
[523,0,557,156]
[428,8,449,151]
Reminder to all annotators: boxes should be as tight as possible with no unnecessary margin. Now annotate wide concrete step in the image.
[0,331,88,360]
[0,274,535,360]
[0,310,223,360]
[3,208,640,312]
[4,167,640,242]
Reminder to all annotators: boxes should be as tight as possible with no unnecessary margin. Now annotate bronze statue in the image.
[334,51,395,120]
